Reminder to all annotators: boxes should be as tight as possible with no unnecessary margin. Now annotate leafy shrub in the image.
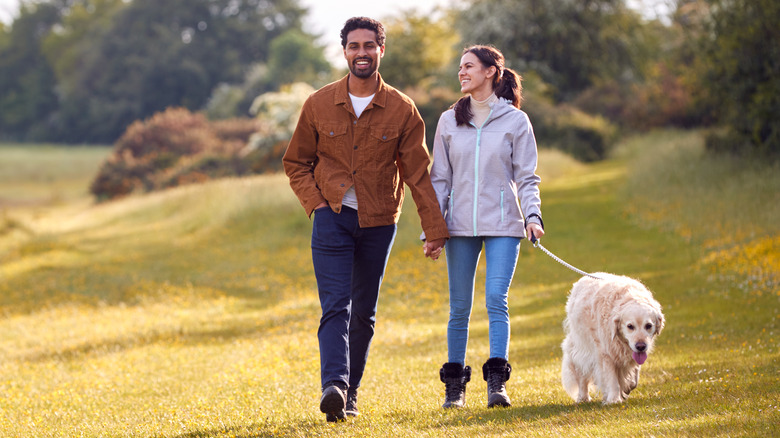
[90,108,259,201]
[212,118,261,144]
[161,155,252,189]
[572,63,704,132]
[90,83,314,201]
[526,93,618,162]
[403,85,462,151]
[242,82,314,171]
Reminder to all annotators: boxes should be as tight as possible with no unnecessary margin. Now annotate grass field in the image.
[0,133,777,437]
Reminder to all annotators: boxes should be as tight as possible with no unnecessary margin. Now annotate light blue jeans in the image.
[445,236,521,365]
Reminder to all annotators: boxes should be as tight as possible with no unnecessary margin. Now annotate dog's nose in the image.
[636,342,647,352]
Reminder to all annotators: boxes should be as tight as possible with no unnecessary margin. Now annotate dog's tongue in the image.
[633,352,648,365]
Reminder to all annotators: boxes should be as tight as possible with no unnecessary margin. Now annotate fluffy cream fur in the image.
[561,273,665,404]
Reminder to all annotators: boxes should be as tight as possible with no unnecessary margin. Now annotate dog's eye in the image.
[645,323,653,331]
[627,324,635,331]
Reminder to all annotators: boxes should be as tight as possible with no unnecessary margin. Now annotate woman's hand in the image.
[526,223,545,243]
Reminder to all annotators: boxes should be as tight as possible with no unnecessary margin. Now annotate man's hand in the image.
[423,238,446,260]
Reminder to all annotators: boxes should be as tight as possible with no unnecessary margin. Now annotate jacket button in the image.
[382,135,387,140]
[352,171,356,174]
[354,145,358,150]
[340,183,345,187]
[329,131,334,136]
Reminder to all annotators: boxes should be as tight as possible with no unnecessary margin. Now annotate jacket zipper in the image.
[449,189,454,216]
[469,107,494,236]
[500,188,505,222]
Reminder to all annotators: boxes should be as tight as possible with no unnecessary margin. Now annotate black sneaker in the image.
[345,388,359,417]
[320,385,346,422]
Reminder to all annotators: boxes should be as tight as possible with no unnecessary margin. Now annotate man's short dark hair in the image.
[340,17,386,48]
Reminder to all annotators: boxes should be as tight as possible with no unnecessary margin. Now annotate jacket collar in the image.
[480,97,515,125]
[334,73,388,109]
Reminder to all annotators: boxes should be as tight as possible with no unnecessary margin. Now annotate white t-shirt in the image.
[350,93,374,118]
[342,93,376,210]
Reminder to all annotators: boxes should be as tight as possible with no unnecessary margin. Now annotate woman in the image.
[424,45,544,409]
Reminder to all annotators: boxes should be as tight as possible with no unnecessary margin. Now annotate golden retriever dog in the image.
[561,273,665,404]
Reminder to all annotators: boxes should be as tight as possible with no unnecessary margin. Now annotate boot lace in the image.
[487,373,506,395]
[445,380,463,402]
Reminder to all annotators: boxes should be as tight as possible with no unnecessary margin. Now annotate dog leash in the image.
[530,235,603,280]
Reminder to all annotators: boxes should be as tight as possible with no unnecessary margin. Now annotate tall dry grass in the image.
[616,129,779,294]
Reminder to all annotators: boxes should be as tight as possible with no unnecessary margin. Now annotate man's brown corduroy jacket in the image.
[283,74,449,242]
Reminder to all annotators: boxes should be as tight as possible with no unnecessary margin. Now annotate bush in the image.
[572,63,704,132]
[403,85,461,151]
[212,118,261,144]
[161,155,252,189]
[526,94,618,162]
[241,82,314,172]
[90,108,258,201]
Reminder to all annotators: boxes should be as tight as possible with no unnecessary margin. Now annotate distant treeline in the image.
[0,0,330,144]
[0,0,777,157]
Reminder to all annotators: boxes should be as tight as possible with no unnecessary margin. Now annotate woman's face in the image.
[458,52,496,97]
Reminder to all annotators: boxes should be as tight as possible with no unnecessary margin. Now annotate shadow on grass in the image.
[17,296,317,363]
[19,324,262,363]
[165,403,593,438]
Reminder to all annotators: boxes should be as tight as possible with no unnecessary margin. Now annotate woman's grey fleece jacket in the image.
[427,97,542,239]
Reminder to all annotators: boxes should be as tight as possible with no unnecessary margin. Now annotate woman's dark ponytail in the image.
[496,68,522,109]
[453,96,472,126]
[453,45,523,125]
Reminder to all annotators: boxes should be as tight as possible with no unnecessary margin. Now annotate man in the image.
[283,16,449,422]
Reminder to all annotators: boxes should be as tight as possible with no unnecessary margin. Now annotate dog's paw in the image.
[575,395,591,404]
[602,395,625,405]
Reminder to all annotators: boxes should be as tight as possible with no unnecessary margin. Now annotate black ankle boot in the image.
[482,358,512,408]
[320,383,347,422]
[345,387,359,417]
[440,362,471,408]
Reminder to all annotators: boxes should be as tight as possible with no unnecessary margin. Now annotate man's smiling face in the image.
[343,28,384,79]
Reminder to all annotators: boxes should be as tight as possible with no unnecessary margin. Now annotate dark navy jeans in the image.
[311,206,397,390]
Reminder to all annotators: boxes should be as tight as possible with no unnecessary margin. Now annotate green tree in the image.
[698,0,780,155]
[267,29,332,88]
[42,0,127,102]
[0,3,60,141]
[0,23,8,50]
[377,9,462,146]
[48,0,307,143]
[380,9,460,90]
[204,28,332,120]
[458,0,649,101]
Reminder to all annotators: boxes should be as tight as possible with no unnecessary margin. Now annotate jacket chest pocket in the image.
[317,122,349,156]
[367,126,401,166]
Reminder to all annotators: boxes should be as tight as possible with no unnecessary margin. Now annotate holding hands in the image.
[423,238,446,260]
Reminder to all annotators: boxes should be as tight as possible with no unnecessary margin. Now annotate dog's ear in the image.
[655,309,665,336]
[612,313,621,341]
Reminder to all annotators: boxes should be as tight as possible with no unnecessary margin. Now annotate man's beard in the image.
[350,57,378,79]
